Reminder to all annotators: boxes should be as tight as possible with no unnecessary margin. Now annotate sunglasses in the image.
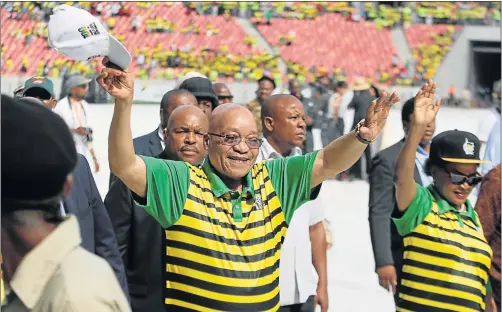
[443,168,483,186]
[218,95,233,100]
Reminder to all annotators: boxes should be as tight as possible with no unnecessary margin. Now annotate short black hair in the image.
[424,157,446,176]
[258,76,276,89]
[401,97,415,123]
[336,81,348,89]
[160,89,192,111]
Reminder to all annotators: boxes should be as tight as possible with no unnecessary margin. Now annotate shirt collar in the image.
[260,137,303,160]
[158,124,165,142]
[9,216,82,309]
[202,157,255,199]
[427,185,478,226]
[416,144,429,156]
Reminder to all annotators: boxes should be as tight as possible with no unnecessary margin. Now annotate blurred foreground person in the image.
[17,84,129,298]
[393,81,493,311]
[1,95,130,312]
[476,164,501,312]
[213,82,234,105]
[258,95,328,312]
[98,59,399,311]
[369,97,435,300]
[105,105,208,312]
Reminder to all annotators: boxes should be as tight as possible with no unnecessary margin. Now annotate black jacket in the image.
[348,90,374,129]
[368,140,423,273]
[109,128,163,187]
[66,155,129,298]
[104,150,172,312]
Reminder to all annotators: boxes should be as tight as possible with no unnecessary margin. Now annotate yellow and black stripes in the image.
[397,203,492,312]
[163,163,286,311]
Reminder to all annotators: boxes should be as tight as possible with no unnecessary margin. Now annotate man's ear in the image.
[203,134,210,150]
[263,117,274,132]
[163,128,169,141]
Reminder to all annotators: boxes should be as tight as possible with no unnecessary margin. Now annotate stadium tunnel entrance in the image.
[470,40,501,104]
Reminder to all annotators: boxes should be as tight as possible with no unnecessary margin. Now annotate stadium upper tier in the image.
[0,1,498,86]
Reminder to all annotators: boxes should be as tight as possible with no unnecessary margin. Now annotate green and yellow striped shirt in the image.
[137,152,319,311]
[393,184,493,312]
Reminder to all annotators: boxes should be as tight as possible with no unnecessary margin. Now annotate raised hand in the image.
[96,57,134,103]
[412,79,441,126]
[359,91,401,142]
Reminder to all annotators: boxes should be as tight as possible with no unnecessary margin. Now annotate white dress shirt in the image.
[158,125,166,150]
[54,97,93,164]
[257,137,324,306]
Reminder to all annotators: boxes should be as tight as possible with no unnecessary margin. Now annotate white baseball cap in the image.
[48,4,131,70]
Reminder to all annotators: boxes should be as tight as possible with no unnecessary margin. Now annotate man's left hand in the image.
[314,285,328,312]
[359,91,400,142]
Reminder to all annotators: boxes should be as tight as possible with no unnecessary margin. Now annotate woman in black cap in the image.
[393,80,494,311]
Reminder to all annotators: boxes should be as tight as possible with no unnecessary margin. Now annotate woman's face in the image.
[432,162,482,207]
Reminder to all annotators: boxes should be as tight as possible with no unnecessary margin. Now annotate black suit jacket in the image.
[348,91,375,129]
[108,128,163,187]
[104,149,170,312]
[368,140,423,274]
[65,154,129,298]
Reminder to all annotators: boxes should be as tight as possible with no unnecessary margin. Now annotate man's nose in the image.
[233,139,250,153]
[184,132,196,143]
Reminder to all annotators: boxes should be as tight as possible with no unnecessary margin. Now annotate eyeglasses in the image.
[218,95,233,100]
[208,132,262,149]
[443,168,483,186]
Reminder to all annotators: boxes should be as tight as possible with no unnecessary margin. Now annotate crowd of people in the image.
[2,1,499,87]
[1,4,501,312]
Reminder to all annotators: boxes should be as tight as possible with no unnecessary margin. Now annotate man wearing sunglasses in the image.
[54,75,100,173]
[97,61,400,311]
[393,81,494,312]
[213,82,234,105]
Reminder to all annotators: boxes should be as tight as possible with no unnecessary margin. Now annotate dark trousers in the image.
[492,276,501,312]
[278,295,315,312]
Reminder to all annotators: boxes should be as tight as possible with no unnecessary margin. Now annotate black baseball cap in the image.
[430,130,490,164]
[2,95,77,212]
[178,77,218,109]
[22,76,56,99]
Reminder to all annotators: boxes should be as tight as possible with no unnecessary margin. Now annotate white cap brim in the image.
[108,35,131,70]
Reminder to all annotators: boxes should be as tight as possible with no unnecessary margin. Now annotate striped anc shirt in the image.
[393,184,492,312]
[136,152,320,311]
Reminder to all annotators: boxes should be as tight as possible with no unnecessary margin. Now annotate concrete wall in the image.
[435,26,501,95]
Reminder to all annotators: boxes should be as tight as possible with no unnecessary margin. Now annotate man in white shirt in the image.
[54,75,100,173]
[258,94,328,312]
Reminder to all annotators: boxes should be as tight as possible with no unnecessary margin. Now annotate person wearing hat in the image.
[347,77,375,180]
[247,75,276,136]
[54,75,100,173]
[213,82,234,105]
[393,80,493,311]
[17,76,57,109]
[178,76,219,117]
[1,95,130,312]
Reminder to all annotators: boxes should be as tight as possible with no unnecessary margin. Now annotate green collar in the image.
[427,185,478,227]
[202,157,255,199]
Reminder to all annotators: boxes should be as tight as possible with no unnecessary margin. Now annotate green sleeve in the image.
[392,183,433,236]
[265,151,319,224]
[134,156,190,228]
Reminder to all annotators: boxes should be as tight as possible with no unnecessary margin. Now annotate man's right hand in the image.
[96,57,134,104]
[376,265,397,294]
[73,127,88,136]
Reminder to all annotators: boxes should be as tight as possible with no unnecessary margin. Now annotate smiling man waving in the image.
[98,59,400,312]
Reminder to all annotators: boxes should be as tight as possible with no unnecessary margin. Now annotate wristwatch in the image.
[355,120,375,144]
